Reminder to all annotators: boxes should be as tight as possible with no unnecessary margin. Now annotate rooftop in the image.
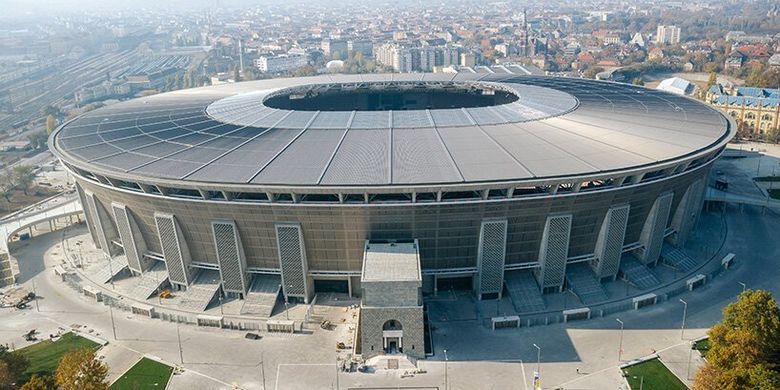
[52,73,731,188]
[361,241,421,283]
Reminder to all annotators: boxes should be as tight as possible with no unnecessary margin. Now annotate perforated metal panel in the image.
[154,213,192,286]
[593,205,630,278]
[275,223,309,300]
[637,192,674,265]
[476,219,508,296]
[112,203,146,274]
[212,220,248,294]
[535,214,572,290]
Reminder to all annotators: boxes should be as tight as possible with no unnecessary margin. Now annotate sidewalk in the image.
[656,339,706,387]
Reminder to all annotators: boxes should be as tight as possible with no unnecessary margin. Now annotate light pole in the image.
[616,318,624,361]
[109,304,117,340]
[260,351,266,390]
[687,342,694,380]
[679,299,688,340]
[218,291,224,316]
[107,254,115,290]
[31,278,39,312]
[284,297,290,320]
[335,355,340,390]
[738,281,746,293]
[533,343,541,381]
[443,349,448,390]
[176,322,184,364]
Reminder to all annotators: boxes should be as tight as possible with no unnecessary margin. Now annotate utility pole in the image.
[616,318,625,361]
[679,299,688,340]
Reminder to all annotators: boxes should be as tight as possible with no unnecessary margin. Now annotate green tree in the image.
[54,349,108,390]
[706,72,717,89]
[12,165,35,196]
[28,130,47,150]
[583,66,604,79]
[20,374,56,390]
[745,63,766,87]
[693,290,780,390]
[42,105,62,119]
[45,115,56,135]
[0,345,29,389]
[632,77,644,86]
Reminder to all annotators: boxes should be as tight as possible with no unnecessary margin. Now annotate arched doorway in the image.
[382,320,403,354]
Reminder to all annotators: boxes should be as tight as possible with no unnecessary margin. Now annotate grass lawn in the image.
[110,357,173,390]
[17,332,100,379]
[623,358,688,390]
[693,338,710,357]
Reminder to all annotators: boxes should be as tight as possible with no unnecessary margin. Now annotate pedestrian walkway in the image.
[241,274,280,317]
[128,263,169,300]
[565,263,609,304]
[661,247,699,272]
[619,256,661,290]
[505,270,546,313]
[177,270,221,312]
[93,255,129,284]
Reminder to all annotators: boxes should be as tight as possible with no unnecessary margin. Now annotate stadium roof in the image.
[52,73,731,188]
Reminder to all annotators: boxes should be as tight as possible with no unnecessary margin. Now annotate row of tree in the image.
[0,166,37,203]
[0,345,108,390]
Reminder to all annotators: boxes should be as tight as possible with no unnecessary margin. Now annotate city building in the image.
[708,85,780,138]
[50,73,732,359]
[255,54,308,73]
[656,77,695,96]
[655,25,681,45]
[348,40,374,58]
[460,52,476,67]
[321,38,348,59]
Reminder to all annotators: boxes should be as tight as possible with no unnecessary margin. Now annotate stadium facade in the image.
[50,73,733,358]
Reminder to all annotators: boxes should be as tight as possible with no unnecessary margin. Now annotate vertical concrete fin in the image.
[275,223,310,302]
[111,202,149,274]
[637,192,674,265]
[154,213,193,287]
[535,214,572,292]
[476,219,508,298]
[592,205,630,278]
[212,220,248,295]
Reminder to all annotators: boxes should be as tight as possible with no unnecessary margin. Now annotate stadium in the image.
[50,73,732,357]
